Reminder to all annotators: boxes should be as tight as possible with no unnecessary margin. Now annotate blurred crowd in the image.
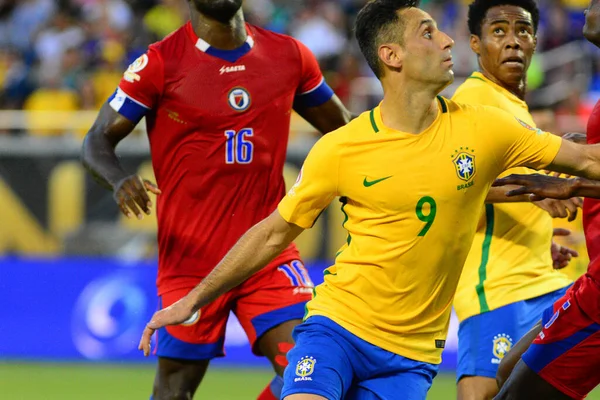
[0,0,598,133]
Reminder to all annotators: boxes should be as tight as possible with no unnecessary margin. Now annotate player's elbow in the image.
[80,130,103,170]
[80,133,94,170]
[262,210,303,252]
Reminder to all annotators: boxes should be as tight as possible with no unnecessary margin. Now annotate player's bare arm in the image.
[543,139,600,180]
[485,186,534,203]
[494,173,600,200]
[81,103,160,219]
[486,186,581,221]
[138,209,304,356]
[294,94,352,134]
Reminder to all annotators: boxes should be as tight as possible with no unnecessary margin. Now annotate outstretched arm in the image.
[486,184,581,221]
[493,174,600,200]
[138,210,304,355]
[541,139,600,183]
[485,186,533,203]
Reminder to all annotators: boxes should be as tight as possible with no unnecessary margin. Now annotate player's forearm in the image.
[485,186,532,203]
[572,177,600,199]
[81,131,129,191]
[186,215,298,311]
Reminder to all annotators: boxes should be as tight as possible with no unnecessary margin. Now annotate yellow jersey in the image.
[452,72,572,322]
[278,96,562,364]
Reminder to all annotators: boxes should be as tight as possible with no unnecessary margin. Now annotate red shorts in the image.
[522,275,600,400]
[154,259,313,360]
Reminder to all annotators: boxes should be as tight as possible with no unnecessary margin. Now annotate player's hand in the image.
[562,132,587,144]
[113,175,161,219]
[138,297,197,356]
[493,174,579,201]
[551,228,579,269]
[532,197,583,221]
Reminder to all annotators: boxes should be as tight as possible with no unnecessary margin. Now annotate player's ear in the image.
[470,34,481,55]
[533,34,538,53]
[378,43,403,71]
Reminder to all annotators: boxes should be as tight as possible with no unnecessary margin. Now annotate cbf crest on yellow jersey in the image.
[452,72,572,323]
[278,96,562,364]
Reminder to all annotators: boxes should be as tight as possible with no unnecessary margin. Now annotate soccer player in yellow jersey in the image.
[451,1,579,399]
[138,1,600,399]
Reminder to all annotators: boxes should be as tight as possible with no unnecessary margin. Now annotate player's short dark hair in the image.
[355,0,420,78]
[468,0,540,37]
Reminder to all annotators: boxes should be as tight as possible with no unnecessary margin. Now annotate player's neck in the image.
[480,68,527,100]
[190,9,247,50]
[380,81,439,135]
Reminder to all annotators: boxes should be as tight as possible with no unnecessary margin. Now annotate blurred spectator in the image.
[23,68,78,136]
[90,39,126,108]
[0,0,55,54]
[61,47,85,91]
[78,0,134,33]
[540,3,577,51]
[143,0,187,40]
[291,1,346,61]
[34,6,85,78]
[0,47,33,109]
[555,88,594,132]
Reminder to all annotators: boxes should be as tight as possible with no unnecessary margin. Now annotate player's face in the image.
[474,5,536,87]
[190,0,243,23]
[399,8,455,89]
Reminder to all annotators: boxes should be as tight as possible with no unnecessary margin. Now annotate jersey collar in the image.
[185,21,254,63]
[370,97,447,135]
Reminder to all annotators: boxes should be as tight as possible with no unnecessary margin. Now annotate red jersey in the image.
[585,100,600,272]
[108,22,334,294]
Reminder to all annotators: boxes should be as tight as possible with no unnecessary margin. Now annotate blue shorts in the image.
[457,286,569,381]
[282,316,439,400]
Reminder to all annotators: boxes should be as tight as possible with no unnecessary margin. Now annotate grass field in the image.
[0,363,598,399]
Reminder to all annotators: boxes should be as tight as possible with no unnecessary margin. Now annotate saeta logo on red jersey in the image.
[228,87,251,112]
[220,65,246,75]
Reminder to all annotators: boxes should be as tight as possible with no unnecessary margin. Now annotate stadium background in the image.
[0,0,599,398]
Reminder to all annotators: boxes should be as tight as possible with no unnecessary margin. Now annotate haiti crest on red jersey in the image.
[227,87,251,112]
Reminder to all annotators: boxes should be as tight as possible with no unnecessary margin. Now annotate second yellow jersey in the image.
[278,96,562,364]
[452,72,572,322]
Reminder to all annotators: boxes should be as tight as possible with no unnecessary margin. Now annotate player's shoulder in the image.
[444,97,508,120]
[148,22,190,56]
[325,110,372,142]
[452,75,500,107]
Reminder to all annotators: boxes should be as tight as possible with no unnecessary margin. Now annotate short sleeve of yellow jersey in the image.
[477,105,563,172]
[278,134,339,229]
